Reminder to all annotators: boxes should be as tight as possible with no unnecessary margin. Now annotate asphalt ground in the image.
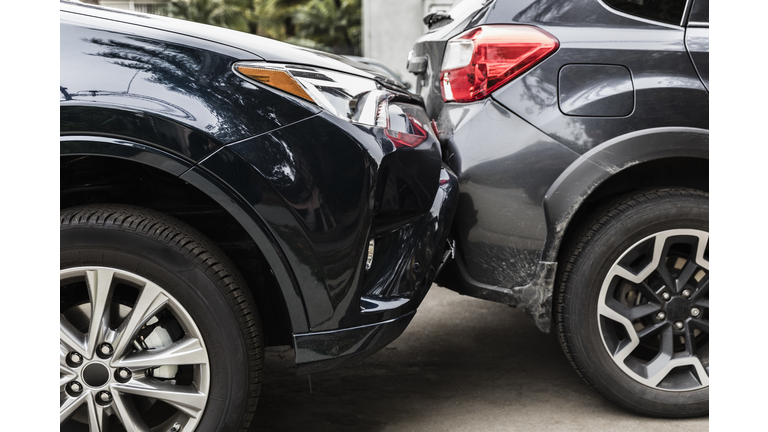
[248,285,709,432]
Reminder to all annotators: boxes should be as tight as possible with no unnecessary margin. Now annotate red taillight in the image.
[385,114,428,148]
[440,25,559,103]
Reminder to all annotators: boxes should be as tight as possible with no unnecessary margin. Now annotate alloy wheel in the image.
[597,229,709,391]
[60,267,210,431]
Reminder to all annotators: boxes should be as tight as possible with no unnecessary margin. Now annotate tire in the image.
[556,188,709,417]
[60,204,263,431]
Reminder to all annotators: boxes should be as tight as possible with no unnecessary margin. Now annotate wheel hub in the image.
[664,296,688,322]
[82,362,110,388]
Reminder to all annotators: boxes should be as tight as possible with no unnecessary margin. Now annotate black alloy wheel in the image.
[557,188,709,417]
[60,205,263,431]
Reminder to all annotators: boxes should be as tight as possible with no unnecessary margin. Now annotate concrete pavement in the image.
[249,285,709,431]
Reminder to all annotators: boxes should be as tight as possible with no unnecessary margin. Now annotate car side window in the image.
[688,0,708,24]
[602,0,688,25]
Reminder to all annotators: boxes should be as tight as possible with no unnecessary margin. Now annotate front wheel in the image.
[557,188,709,417]
[60,205,263,431]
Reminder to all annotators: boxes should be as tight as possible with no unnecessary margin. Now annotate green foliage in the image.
[163,0,361,55]
[291,0,361,55]
[165,0,250,32]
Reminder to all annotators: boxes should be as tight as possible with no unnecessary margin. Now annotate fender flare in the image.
[541,126,709,263]
[60,135,310,333]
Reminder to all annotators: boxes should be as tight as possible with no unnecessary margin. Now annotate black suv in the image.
[59,1,457,430]
[409,0,709,417]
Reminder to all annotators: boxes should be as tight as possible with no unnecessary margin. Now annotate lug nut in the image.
[69,352,83,365]
[675,321,684,330]
[169,423,182,432]
[691,307,701,317]
[661,292,670,301]
[68,381,83,394]
[681,289,692,298]
[98,343,114,358]
[98,391,112,403]
[118,368,132,380]
[656,311,666,320]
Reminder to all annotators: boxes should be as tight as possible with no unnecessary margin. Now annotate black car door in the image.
[686,0,709,90]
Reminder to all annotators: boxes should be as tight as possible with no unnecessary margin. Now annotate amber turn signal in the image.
[235,66,314,102]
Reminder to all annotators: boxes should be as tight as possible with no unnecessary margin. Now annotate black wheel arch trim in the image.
[542,126,709,263]
[60,135,311,334]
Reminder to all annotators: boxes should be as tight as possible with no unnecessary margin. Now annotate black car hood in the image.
[61,0,404,88]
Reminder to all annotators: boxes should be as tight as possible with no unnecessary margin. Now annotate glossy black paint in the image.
[688,0,708,23]
[294,312,415,375]
[412,0,709,331]
[60,10,321,161]
[61,1,457,372]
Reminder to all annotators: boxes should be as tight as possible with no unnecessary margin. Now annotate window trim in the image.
[596,0,692,29]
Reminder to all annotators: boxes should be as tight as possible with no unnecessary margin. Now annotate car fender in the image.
[60,135,310,334]
[542,126,709,263]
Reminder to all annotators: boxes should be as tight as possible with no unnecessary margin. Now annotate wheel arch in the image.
[61,135,310,342]
[542,127,709,265]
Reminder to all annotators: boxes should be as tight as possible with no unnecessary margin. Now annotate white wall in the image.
[362,0,455,88]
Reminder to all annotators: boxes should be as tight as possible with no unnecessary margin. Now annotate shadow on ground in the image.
[249,286,708,432]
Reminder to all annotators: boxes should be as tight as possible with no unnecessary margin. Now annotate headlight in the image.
[234,62,390,127]
[234,61,431,148]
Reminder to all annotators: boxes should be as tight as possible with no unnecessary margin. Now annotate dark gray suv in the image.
[409,0,708,417]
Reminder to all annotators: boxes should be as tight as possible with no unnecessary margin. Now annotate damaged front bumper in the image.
[294,165,459,374]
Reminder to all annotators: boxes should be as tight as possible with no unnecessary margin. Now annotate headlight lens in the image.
[234,62,390,127]
[234,62,430,148]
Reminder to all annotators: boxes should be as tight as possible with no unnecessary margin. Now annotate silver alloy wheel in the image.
[597,229,709,391]
[60,267,210,431]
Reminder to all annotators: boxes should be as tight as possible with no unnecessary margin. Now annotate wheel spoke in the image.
[61,343,71,368]
[113,336,208,370]
[113,377,207,419]
[636,321,667,340]
[87,393,110,432]
[606,300,660,322]
[694,298,709,309]
[682,325,696,357]
[675,258,699,292]
[689,318,709,334]
[636,281,661,303]
[111,281,168,360]
[694,232,709,270]
[61,316,87,355]
[694,356,709,386]
[656,264,678,295]
[111,390,149,432]
[85,269,116,359]
[60,365,77,388]
[690,278,708,302]
[644,326,674,386]
[61,393,88,424]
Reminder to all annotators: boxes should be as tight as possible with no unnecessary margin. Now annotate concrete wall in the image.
[363,0,455,88]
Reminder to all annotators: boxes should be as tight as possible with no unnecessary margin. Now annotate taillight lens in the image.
[440,25,559,103]
[385,115,428,148]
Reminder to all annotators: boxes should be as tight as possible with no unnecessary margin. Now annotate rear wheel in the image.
[60,205,263,431]
[557,188,708,417]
